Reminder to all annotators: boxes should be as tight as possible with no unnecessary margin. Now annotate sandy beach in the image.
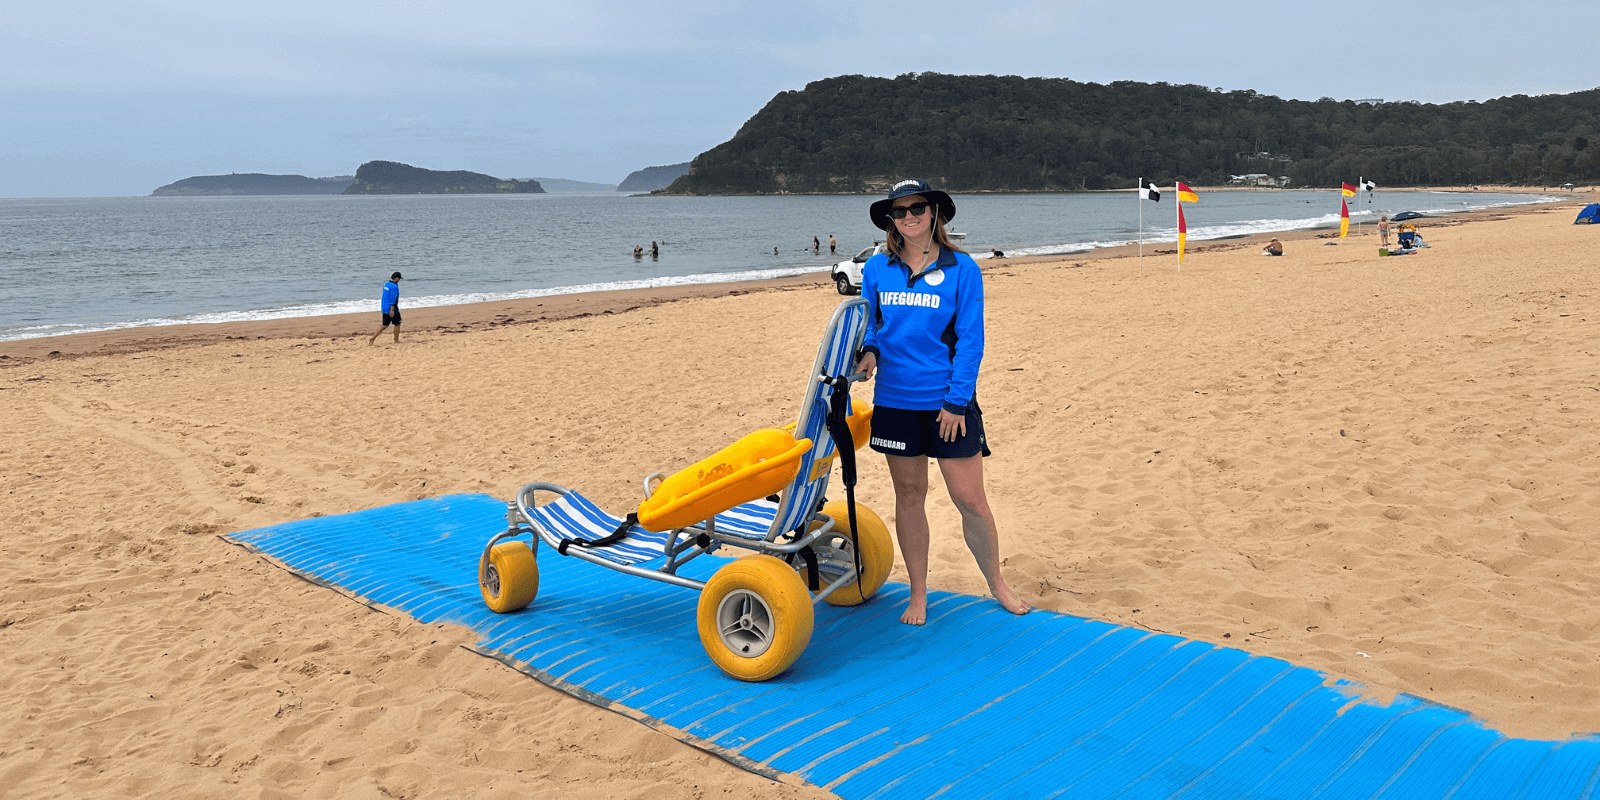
[3,198,1597,797]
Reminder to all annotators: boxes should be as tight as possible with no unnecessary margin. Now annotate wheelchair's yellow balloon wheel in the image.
[480,540,539,613]
[697,555,814,681]
[810,500,894,607]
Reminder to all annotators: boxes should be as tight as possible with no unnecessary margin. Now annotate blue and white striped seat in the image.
[525,492,672,565]
[713,500,780,540]
[526,493,784,565]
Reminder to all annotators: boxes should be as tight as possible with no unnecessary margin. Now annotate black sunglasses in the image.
[888,201,931,220]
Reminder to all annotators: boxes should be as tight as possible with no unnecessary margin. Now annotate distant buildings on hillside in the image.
[1228,174,1292,187]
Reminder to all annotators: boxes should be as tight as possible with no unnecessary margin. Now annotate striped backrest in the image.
[766,297,869,538]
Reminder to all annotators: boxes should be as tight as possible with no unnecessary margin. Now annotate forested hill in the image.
[618,162,690,192]
[344,161,544,194]
[151,173,354,196]
[665,73,1600,194]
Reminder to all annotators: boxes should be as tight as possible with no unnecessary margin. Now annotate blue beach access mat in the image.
[227,495,1600,799]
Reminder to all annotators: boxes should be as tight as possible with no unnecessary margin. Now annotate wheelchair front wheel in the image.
[480,540,539,613]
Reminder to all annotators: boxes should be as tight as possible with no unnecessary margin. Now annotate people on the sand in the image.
[1378,216,1390,248]
[368,272,402,345]
[1263,238,1284,256]
[829,234,837,255]
[853,179,1031,625]
[991,248,1006,259]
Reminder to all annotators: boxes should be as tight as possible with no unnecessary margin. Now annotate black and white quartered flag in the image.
[1139,179,1161,202]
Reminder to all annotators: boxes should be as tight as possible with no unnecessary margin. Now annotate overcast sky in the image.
[3,0,1594,197]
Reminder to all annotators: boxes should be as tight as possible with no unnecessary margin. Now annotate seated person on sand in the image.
[990,248,1006,259]
[1262,238,1284,256]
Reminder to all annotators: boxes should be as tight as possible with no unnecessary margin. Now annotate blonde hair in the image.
[885,198,965,260]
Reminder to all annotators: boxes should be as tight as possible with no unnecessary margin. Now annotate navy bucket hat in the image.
[869,179,956,231]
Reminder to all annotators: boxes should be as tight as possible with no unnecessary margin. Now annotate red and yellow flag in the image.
[1340,197,1350,238]
[1177,181,1199,203]
[1341,182,1358,197]
[1178,203,1188,262]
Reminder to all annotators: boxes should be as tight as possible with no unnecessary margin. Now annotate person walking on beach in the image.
[368,272,402,345]
[1379,216,1391,248]
[853,179,1031,625]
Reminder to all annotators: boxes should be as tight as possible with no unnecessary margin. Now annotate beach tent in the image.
[1575,204,1600,224]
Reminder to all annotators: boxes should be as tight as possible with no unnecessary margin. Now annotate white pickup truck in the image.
[829,243,882,295]
[829,232,966,295]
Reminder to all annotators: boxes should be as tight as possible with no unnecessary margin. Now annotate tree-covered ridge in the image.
[344,161,544,194]
[151,173,354,196]
[617,162,690,192]
[666,73,1600,194]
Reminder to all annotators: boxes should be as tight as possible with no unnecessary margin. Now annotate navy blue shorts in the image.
[382,311,402,327]
[868,404,991,459]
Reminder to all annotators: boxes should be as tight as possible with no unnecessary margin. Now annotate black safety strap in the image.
[823,375,869,599]
[558,512,637,556]
[797,546,821,592]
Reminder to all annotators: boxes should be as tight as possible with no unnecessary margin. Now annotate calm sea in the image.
[0,189,1555,342]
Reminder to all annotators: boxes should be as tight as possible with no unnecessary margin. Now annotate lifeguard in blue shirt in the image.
[368,271,403,345]
[853,180,1031,625]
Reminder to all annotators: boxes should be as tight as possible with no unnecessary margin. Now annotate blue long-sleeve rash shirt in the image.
[860,247,985,414]
[381,280,399,313]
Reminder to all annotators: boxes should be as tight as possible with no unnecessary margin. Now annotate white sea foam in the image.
[0,265,831,342]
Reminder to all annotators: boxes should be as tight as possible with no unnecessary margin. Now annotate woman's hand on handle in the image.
[854,351,877,381]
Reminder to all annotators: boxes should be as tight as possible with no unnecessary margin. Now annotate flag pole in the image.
[1175,180,1181,273]
[1138,178,1144,278]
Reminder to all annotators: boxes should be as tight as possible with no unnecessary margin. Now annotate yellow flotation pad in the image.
[784,399,874,482]
[636,428,814,532]
[782,398,873,448]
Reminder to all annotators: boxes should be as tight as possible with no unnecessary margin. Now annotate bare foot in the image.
[900,590,927,625]
[993,580,1031,616]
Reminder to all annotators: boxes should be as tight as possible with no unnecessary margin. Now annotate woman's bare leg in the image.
[885,454,931,625]
[938,455,1030,615]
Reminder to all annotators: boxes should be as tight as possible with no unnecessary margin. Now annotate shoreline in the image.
[2,196,1570,364]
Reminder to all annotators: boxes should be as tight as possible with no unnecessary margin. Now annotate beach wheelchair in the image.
[1396,224,1426,249]
[475,297,893,681]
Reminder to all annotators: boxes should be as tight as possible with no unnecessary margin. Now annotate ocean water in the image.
[0,189,1556,342]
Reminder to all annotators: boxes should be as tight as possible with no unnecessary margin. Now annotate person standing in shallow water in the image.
[853,179,1031,625]
[368,272,402,345]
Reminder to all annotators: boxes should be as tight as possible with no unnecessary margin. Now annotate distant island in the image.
[664,73,1600,193]
[618,163,690,193]
[343,161,544,194]
[533,177,618,192]
[151,173,354,196]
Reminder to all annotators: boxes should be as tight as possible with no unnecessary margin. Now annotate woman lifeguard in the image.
[853,180,1031,625]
